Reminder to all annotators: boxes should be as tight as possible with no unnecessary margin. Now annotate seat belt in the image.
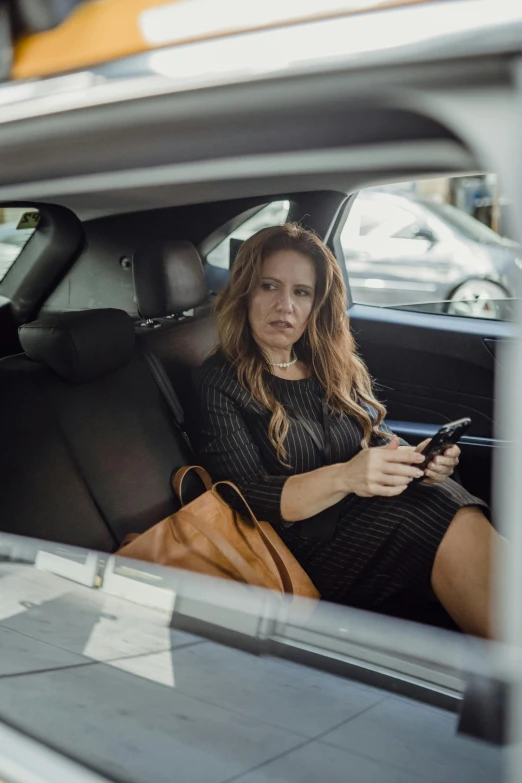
[141,344,192,451]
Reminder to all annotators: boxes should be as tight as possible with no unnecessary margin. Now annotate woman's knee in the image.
[432,506,493,581]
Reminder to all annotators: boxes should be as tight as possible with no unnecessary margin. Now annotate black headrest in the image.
[133,240,207,319]
[19,309,135,384]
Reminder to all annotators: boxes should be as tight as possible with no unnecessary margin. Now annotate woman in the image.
[192,223,496,637]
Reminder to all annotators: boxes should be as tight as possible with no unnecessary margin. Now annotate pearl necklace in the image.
[267,350,298,369]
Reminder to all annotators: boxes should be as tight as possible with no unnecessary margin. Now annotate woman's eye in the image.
[261,283,277,291]
[295,289,310,297]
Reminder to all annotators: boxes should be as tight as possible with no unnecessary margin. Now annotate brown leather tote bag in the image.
[116,466,320,600]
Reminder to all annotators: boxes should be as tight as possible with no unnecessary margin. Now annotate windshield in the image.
[422,200,507,246]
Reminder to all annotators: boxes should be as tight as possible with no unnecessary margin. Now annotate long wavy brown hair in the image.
[214,222,388,463]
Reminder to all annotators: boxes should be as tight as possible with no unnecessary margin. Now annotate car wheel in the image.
[446,279,508,319]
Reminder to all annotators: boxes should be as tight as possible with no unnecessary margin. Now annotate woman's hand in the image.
[342,435,426,498]
[415,438,460,484]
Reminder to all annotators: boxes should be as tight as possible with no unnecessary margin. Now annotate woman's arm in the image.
[193,371,425,524]
[194,372,347,525]
[192,372,289,524]
[281,436,426,521]
[280,463,348,521]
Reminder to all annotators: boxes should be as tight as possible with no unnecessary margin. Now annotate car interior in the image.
[0,4,521,778]
[0,174,511,631]
[0,1,517,643]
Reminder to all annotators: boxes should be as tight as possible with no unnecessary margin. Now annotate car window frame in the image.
[204,199,291,270]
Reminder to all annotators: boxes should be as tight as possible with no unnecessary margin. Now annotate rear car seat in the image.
[0,309,193,550]
[133,240,218,411]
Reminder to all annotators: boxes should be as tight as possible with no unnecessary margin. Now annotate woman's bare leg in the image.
[431,506,499,638]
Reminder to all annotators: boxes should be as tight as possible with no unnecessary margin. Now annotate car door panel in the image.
[482,336,517,362]
[379,384,494,434]
[386,419,502,447]
[349,303,516,504]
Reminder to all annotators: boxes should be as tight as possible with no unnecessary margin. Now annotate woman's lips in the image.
[269,321,293,330]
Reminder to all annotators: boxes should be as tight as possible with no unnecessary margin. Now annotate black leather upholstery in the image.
[132,238,218,410]
[0,309,193,549]
[0,355,116,551]
[19,309,135,384]
[138,315,218,411]
[133,241,207,318]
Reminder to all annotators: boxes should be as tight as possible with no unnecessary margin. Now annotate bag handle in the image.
[173,465,213,506]
[173,468,294,593]
[213,480,295,593]
[173,507,267,589]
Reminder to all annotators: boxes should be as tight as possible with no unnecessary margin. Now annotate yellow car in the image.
[10,0,434,81]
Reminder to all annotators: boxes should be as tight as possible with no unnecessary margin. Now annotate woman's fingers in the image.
[376,473,416,487]
[380,463,425,479]
[431,454,457,468]
[424,472,446,483]
[425,457,455,482]
[430,446,459,469]
[428,458,450,470]
[362,442,459,496]
[367,482,409,496]
[444,444,461,458]
[425,465,448,478]
[379,450,425,479]
[415,438,431,453]
[384,450,425,465]
[379,484,410,496]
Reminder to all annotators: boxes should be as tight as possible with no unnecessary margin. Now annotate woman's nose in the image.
[276,290,293,313]
[276,296,292,313]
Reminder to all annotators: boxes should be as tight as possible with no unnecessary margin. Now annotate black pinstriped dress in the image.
[192,352,487,608]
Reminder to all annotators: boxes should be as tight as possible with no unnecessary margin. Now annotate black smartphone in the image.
[412,417,472,483]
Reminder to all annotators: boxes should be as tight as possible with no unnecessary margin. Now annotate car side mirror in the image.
[413,226,436,244]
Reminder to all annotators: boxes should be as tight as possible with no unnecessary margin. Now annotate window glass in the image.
[341,176,518,321]
[207,200,290,268]
[0,207,39,282]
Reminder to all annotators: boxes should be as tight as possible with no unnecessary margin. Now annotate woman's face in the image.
[248,249,317,355]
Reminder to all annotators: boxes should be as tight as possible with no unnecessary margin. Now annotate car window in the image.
[348,196,420,240]
[0,207,39,281]
[341,176,518,321]
[424,200,506,246]
[206,200,290,268]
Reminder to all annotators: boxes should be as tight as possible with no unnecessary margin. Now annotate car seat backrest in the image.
[0,353,117,551]
[133,241,218,410]
[0,309,194,549]
[133,240,208,320]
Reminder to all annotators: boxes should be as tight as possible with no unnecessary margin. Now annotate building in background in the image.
[384,175,509,237]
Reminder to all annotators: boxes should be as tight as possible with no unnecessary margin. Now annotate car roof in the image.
[0,0,516,220]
